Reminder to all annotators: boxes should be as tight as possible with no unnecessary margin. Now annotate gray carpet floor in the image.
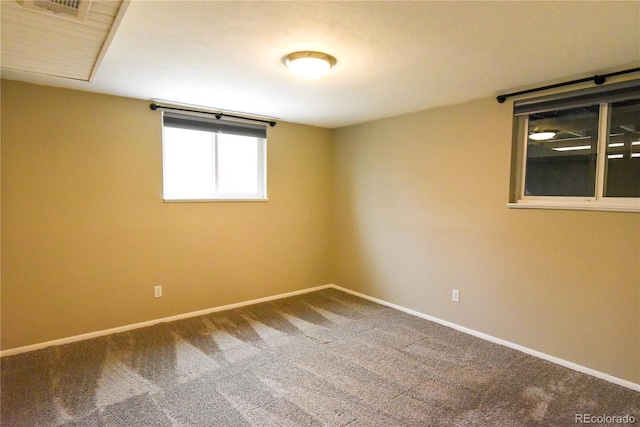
[1,288,638,426]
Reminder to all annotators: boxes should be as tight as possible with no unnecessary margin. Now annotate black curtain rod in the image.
[150,103,277,127]
[496,67,640,103]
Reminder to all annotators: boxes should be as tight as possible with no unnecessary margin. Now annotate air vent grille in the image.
[19,0,91,20]
[50,0,79,7]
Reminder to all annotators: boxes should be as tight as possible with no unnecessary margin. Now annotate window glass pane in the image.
[163,127,214,198]
[217,134,260,194]
[604,99,640,198]
[524,105,599,197]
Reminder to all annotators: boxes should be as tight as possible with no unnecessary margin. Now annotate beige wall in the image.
[331,96,640,384]
[1,80,332,349]
[2,79,639,385]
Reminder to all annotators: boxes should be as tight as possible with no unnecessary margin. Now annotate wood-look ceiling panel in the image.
[0,0,126,81]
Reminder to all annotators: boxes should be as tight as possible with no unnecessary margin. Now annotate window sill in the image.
[507,202,639,213]
[164,198,268,203]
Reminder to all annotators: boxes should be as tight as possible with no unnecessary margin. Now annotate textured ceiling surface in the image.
[2,1,639,128]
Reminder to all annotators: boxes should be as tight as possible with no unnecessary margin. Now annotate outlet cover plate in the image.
[452,289,460,303]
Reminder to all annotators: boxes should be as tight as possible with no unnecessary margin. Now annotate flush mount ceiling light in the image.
[529,130,558,141]
[283,51,337,79]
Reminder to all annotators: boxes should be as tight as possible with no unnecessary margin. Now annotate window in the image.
[162,112,267,201]
[509,80,640,212]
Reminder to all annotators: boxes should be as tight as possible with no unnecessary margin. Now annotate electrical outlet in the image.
[452,289,460,303]
[154,285,162,298]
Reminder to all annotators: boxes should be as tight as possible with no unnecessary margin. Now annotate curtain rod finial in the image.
[497,95,507,103]
[150,103,158,110]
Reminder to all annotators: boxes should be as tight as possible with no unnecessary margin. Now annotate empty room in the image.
[1,1,639,425]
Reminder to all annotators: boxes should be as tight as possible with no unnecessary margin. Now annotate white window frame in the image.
[161,111,268,202]
[508,81,640,213]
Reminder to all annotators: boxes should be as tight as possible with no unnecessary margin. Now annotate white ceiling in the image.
[2,1,639,128]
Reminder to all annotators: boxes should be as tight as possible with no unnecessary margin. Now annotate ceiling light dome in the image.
[529,130,557,141]
[284,51,337,79]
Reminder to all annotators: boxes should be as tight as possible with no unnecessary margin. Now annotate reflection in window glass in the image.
[525,106,600,197]
[605,99,640,198]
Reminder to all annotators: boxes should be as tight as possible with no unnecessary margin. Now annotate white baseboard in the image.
[0,284,332,358]
[329,284,640,392]
[2,282,638,392]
